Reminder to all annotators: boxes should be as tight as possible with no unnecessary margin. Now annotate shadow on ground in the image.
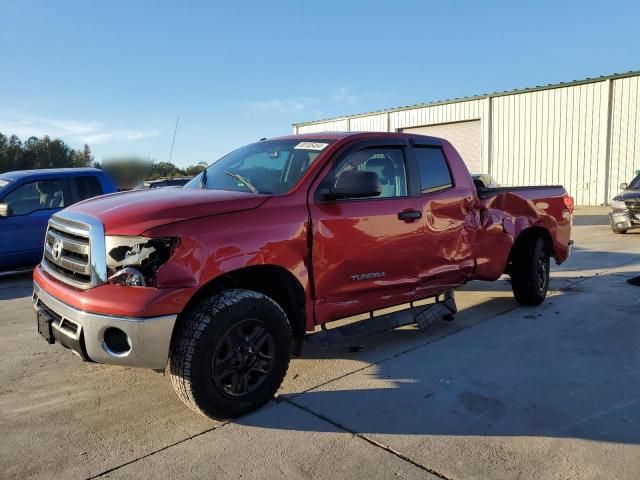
[572,213,610,226]
[0,271,33,301]
[239,271,640,447]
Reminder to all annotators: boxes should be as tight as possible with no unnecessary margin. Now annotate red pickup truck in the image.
[33,132,573,419]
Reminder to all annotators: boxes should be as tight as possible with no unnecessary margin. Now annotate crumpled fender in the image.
[472,192,563,281]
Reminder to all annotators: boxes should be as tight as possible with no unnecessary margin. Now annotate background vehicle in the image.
[0,168,116,271]
[472,173,500,189]
[609,174,640,233]
[32,133,573,419]
[133,177,193,189]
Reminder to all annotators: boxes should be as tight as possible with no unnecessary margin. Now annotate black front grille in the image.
[625,200,640,214]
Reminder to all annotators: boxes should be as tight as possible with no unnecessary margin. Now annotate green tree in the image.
[185,161,207,176]
[0,131,89,173]
[148,161,185,179]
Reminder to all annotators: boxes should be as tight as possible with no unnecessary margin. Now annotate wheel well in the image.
[178,265,307,356]
[506,226,554,273]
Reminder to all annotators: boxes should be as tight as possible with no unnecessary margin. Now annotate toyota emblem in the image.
[51,240,63,261]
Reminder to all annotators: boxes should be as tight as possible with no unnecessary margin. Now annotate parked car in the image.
[133,177,193,189]
[472,173,500,189]
[32,132,573,419]
[0,168,117,272]
[609,174,640,233]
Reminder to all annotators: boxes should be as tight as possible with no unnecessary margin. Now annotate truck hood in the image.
[66,188,270,235]
[614,189,640,202]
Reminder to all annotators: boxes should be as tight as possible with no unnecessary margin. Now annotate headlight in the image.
[610,199,626,210]
[105,236,177,287]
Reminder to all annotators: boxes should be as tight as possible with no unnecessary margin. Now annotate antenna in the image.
[169,116,180,163]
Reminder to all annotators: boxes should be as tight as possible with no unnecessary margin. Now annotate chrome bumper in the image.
[609,211,640,230]
[33,282,177,369]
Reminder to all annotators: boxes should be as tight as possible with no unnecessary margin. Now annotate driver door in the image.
[308,139,426,325]
[0,178,69,270]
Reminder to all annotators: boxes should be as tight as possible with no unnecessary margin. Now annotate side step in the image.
[306,291,457,347]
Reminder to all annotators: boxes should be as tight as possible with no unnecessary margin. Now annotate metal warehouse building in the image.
[293,71,640,206]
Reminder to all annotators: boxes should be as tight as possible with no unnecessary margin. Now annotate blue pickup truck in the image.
[0,168,117,272]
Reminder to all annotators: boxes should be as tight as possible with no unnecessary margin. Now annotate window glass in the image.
[186,139,334,194]
[75,176,103,201]
[415,147,453,194]
[3,179,66,215]
[328,147,408,199]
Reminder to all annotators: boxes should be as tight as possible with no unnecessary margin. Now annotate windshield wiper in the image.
[224,170,258,193]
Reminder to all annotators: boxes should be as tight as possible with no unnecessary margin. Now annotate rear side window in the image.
[75,176,103,201]
[415,147,453,194]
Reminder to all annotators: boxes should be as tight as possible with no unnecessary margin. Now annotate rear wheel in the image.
[169,289,292,419]
[611,227,627,234]
[510,236,551,306]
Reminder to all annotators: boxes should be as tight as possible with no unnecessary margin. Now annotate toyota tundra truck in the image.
[32,132,573,419]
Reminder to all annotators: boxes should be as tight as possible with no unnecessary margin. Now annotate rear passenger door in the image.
[411,143,476,288]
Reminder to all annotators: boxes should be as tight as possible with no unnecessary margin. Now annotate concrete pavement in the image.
[1,207,638,479]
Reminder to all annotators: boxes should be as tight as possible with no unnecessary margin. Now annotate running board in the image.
[306,291,457,347]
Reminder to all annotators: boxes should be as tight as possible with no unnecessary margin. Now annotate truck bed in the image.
[475,184,565,199]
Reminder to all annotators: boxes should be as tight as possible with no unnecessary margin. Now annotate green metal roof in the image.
[293,70,640,128]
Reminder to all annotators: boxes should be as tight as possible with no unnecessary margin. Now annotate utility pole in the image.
[169,116,180,163]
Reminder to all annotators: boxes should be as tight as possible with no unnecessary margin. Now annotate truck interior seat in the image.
[364,157,396,197]
[35,181,63,208]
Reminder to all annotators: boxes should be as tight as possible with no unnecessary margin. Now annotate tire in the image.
[169,289,292,419]
[612,227,627,234]
[510,236,550,306]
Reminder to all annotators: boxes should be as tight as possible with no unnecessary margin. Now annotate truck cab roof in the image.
[0,167,103,182]
[275,131,444,145]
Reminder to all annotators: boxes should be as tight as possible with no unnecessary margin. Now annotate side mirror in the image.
[0,203,10,217]
[620,182,629,190]
[324,170,382,200]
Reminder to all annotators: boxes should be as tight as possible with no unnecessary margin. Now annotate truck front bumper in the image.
[609,210,640,230]
[33,282,177,369]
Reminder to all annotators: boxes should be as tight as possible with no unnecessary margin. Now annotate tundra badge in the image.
[351,272,385,281]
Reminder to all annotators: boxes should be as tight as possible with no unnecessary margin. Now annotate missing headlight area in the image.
[105,236,175,286]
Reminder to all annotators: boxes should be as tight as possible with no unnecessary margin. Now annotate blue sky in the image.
[1,0,639,167]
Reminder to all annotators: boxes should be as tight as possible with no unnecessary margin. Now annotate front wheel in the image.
[510,236,550,306]
[169,289,292,419]
[611,227,627,234]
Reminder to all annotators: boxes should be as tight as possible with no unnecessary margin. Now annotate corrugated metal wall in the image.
[294,73,640,205]
[609,76,640,199]
[490,82,609,206]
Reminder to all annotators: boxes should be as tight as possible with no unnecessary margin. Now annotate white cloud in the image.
[331,87,360,106]
[0,113,160,145]
[243,97,318,113]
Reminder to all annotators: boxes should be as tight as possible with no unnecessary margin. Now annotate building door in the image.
[402,120,482,173]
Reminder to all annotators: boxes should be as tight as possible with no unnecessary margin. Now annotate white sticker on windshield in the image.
[294,141,329,151]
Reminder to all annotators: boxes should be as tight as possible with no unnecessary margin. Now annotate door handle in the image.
[397,209,422,222]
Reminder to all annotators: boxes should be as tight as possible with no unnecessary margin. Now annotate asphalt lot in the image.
[1,207,639,480]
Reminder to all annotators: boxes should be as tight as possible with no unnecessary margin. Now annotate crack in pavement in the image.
[284,397,454,480]
[86,422,229,479]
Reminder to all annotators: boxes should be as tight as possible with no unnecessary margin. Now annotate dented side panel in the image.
[472,189,572,281]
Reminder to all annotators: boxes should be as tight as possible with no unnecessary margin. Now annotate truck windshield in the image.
[185,139,334,194]
[629,175,640,189]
